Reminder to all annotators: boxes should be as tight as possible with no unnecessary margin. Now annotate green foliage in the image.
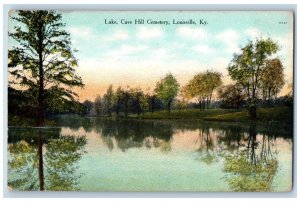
[154,73,179,113]
[261,58,285,100]
[160,141,171,153]
[227,38,281,119]
[8,86,85,119]
[132,108,230,119]
[82,100,93,115]
[8,135,87,191]
[218,84,246,110]
[128,87,144,115]
[8,141,39,190]
[94,95,103,116]
[199,152,217,165]
[133,106,292,124]
[223,150,278,192]
[182,70,222,109]
[94,85,164,117]
[45,136,87,191]
[228,39,279,101]
[9,11,83,89]
[8,11,84,123]
[204,107,292,123]
[102,85,114,116]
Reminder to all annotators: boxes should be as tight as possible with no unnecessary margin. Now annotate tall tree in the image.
[122,87,131,118]
[203,71,222,109]
[182,70,222,110]
[103,85,114,116]
[128,87,144,115]
[154,73,179,114]
[261,58,285,102]
[113,86,123,116]
[228,38,279,119]
[94,95,103,116]
[8,11,84,191]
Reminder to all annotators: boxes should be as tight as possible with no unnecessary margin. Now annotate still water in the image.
[8,116,293,191]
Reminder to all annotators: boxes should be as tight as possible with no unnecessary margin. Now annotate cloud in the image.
[245,28,263,40]
[147,48,172,61]
[68,27,94,45]
[69,27,93,37]
[273,32,294,96]
[119,45,148,53]
[274,32,294,70]
[104,45,148,58]
[104,30,129,41]
[177,27,207,39]
[216,29,240,54]
[193,45,216,54]
[137,27,163,39]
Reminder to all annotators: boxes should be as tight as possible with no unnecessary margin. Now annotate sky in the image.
[9,11,294,101]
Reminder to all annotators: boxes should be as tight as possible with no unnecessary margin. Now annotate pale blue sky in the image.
[9,11,294,100]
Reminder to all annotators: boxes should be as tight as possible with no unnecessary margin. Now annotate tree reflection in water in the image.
[8,141,39,190]
[95,119,173,152]
[196,127,218,165]
[9,118,288,191]
[8,134,86,191]
[44,136,86,190]
[223,124,278,192]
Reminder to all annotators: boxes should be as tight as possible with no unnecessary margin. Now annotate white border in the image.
[1,2,299,200]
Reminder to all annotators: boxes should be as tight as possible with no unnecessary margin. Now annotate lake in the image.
[7,116,293,192]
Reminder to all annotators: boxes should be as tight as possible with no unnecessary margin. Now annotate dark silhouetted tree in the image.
[8,11,84,190]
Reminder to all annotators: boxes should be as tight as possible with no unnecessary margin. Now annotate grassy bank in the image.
[8,115,58,127]
[131,107,293,124]
[130,108,230,120]
[8,106,292,127]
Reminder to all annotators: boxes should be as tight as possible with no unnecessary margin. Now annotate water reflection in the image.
[223,124,279,191]
[8,117,292,191]
[8,141,39,190]
[94,119,173,152]
[196,127,219,165]
[8,129,86,191]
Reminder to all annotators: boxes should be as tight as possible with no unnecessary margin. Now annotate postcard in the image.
[7,10,293,192]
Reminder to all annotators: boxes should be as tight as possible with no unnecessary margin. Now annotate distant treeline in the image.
[82,68,292,117]
[8,57,293,120]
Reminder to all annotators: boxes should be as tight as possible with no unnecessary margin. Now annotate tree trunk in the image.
[199,100,201,111]
[37,129,44,191]
[37,20,45,191]
[267,88,271,106]
[125,97,128,118]
[168,101,171,115]
[249,105,257,120]
[206,97,209,110]
[37,93,45,191]
[249,124,257,165]
[209,94,212,109]
[151,98,154,113]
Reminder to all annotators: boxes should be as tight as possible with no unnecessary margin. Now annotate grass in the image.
[8,106,293,127]
[131,107,293,124]
[8,115,58,127]
[204,107,292,123]
[130,108,230,120]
